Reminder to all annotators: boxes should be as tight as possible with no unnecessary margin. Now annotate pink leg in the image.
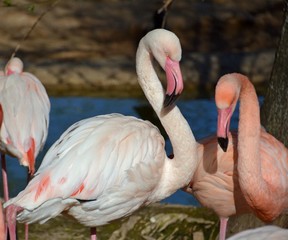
[1,154,9,239]
[25,223,29,240]
[1,154,9,202]
[90,227,97,240]
[0,203,5,240]
[24,170,33,240]
[6,205,20,240]
[219,217,228,240]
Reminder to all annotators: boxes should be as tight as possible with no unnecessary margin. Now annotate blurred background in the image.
[0,0,284,97]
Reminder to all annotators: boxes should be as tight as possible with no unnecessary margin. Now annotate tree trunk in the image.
[260,1,288,148]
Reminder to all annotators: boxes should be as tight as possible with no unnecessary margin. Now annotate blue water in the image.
[3,96,243,206]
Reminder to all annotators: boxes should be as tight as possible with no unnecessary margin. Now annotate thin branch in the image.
[155,0,175,29]
[11,0,61,59]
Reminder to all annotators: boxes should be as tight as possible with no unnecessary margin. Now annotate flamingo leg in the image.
[24,169,33,240]
[25,223,29,240]
[219,217,228,240]
[1,154,9,202]
[90,227,97,240]
[6,205,19,240]
[0,202,5,240]
[1,154,9,239]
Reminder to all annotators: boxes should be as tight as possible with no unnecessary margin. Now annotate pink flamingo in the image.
[227,225,288,240]
[4,29,199,240]
[216,73,288,222]
[184,73,288,240]
[0,57,50,239]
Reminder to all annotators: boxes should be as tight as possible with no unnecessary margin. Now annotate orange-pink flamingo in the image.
[184,73,288,240]
[0,57,50,239]
[4,29,199,240]
[216,73,288,222]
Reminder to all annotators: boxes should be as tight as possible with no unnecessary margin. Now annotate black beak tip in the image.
[164,94,179,108]
[217,137,228,152]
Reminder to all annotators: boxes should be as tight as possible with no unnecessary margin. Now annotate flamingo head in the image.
[143,29,184,107]
[4,57,24,76]
[215,73,241,152]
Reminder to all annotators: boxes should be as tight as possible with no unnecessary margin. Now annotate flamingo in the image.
[4,29,199,240]
[0,57,50,191]
[183,73,288,240]
[0,57,50,239]
[227,225,288,240]
[216,73,288,221]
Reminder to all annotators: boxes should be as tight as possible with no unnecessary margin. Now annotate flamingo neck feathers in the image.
[136,39,198,197]
[235,74,275,219]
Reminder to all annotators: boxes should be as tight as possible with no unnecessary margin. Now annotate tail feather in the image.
[16,198,79,224]
[69,193,147,227]
[26,138,35,174]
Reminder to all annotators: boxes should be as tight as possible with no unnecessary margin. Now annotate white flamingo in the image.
[5,29,199,240]
[0,57,50,239]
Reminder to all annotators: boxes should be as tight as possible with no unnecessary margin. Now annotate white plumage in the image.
[5,29,199,239]
[12,114,166,226]
[0,58,50,173]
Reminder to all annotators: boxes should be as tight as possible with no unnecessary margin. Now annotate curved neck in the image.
[236,75,270,208]
[136,41,198,192]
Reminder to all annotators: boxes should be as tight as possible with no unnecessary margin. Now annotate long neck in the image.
[236,75,271,212]
[136,42,198,196]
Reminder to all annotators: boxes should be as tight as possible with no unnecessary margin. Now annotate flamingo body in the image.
[187,130,288,239]
[190,133,250,219]
[0,57,50,173]
[10,114,168,226]
[185,132,250,240]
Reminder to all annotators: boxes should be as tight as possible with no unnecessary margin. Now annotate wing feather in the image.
[6,113,166,223]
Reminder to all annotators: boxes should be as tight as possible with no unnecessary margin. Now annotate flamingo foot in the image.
[90,227,97,240]
[6,205,22,240]
[219,217,228,240]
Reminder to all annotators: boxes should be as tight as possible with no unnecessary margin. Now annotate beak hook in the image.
[218,137,228,152]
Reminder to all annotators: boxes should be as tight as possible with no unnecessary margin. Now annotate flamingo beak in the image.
[217,107,232,152]
[163,57,183,107]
